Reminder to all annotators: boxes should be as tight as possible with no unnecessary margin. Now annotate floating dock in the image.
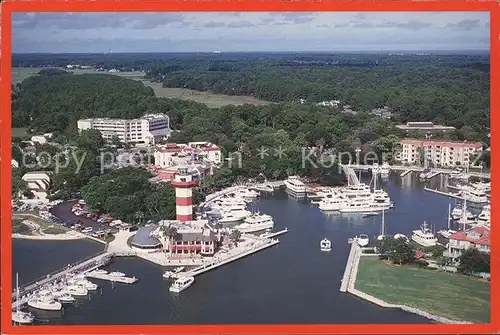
[171,238,280,280]
[423,187,462,200]
[85,272,138,284]
[260,228,289,239]
[400,169,413,177]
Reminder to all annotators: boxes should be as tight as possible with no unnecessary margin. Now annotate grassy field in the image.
[13,213,69,235]
[355,257,490,323]
[12,67,271,108]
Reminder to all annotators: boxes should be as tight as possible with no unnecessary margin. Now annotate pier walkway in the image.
[343,164,490,179]
[340,242,360,292]
[12,250,112,309]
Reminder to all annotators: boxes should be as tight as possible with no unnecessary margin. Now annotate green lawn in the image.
[355,257,490,323]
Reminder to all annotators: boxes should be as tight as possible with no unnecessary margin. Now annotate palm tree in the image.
[161,225,181,254]
[229,229,242,247]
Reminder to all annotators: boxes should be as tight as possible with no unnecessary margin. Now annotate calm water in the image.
[13,174,459,325]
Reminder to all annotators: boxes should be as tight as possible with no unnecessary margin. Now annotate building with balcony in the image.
[399,139,483,167]
[445,226,490,263]
[77,113,171,145]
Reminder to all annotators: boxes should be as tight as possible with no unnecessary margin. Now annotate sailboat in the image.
[12,273,35,324]
[377,210,386,241]
[456,194,477,228]
[438,204,457,243]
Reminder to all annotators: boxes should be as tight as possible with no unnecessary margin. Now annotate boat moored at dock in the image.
[169,276,195,293]
[411,221,437,247]
[284,176,306,193]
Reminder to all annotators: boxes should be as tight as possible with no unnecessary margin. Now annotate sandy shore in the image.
[12,231,86,240]
[12,219,86,240]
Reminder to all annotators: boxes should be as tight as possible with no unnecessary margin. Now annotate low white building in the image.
[21,171,52,202]
[77,113,171,145]
[154,142,222,168]
[399,139,483,167]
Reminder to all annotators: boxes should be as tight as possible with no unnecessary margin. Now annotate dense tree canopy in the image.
[81,167,177,223]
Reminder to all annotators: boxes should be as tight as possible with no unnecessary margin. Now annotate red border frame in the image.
[1,1,499,334]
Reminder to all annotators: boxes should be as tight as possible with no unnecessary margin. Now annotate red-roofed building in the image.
[445,226,490,262]
[399,139,482,167]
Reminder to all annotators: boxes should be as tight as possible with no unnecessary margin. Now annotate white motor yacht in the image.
[75,279,98,291]
[338,197,391,213]
[411,221,437,247]
[169,276,195,293]
[56,293,76,304]
[451,205,474,221]
[283,176,306,193]
[320,238,332,252]
[90,269,108,275]
[233,213,274,233]
[66,284,88,296]
[28,290,62,311]
[318,196,345,212]
[218,210,251,224]
[109,271,126,277]
[356,234,370,247]
[233,188,259,200]
[477,204,490,225]
[461,189,488,204]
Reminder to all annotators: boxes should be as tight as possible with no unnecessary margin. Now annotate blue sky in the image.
[12,12,490,53]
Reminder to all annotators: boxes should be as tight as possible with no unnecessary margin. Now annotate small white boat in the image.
[320,238,332,252]
[356,234,369,247]
[57,293,76,304]
[91,269,108,275]
[169,276,195,293]
[109,271,126,277]
[12,310,35,324]
[75,279,98,291]
[163,267,185,279]
[66,285,88,296]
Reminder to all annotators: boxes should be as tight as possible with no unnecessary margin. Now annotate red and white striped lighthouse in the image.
[170,167,198,222]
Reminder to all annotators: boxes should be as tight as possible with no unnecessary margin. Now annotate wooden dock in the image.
[423,187,462,200]
[85,272,138,284]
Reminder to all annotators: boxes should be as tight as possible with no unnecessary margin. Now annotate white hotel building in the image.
[77,114,171,145]
[399,139,483,167]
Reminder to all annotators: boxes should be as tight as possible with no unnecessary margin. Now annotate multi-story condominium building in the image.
[444,226,490,262]
[77,113,171,145]
[399,139,483,167]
